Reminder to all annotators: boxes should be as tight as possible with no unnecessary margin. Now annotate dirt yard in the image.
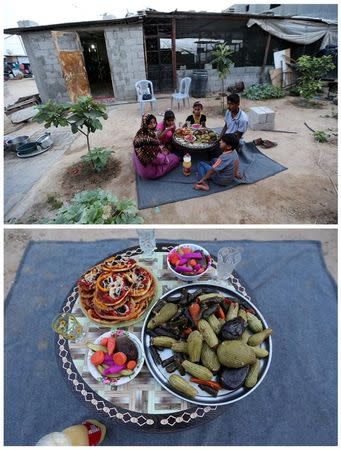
[4,80,338,224]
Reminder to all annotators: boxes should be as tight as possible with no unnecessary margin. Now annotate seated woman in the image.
[156,110,176,150]
[133,113,180,180]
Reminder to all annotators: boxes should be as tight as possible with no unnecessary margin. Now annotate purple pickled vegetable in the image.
[182,252,202,259]
[178,257,188,265]
[103,355,115,365]
[193,264,201,271]
[175,265,194,273]
[102,363,127,375]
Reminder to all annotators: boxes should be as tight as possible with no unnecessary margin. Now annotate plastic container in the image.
[191,70,208,98]
[183,153,192,176]
[36,419,106,445]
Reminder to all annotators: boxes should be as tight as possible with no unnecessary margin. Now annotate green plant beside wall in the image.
[34,96,109,171]
[296,55,335,100]
[244,84,285,100]
[211,43,234,111]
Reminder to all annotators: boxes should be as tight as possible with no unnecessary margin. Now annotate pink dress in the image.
[133,151,180,180]
[156,122,174,146]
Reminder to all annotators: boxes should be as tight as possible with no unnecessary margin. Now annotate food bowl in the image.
[167,243,212,281]
[87,329,145,386]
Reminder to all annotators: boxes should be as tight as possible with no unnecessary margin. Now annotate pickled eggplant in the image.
[219,317,247,340]
[219,366,249,390]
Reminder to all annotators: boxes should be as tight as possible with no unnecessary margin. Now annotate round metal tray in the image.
[173,127,219,152]
[141,283,272,407]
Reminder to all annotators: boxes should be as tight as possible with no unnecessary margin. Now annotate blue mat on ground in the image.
[5,239,337,445]
[135,142,287,209]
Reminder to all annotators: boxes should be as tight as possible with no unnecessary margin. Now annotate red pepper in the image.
[189,303,201,326]
[190,378,222,390]
[224,298,234,304]
[216,305,225,320]
[183,327,192,337]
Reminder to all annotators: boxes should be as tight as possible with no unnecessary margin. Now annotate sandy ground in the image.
[4,79,338,224]
[4,228,337,298]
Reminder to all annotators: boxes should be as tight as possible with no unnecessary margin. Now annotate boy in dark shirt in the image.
[184,101,207,127]
[194,134,243,191]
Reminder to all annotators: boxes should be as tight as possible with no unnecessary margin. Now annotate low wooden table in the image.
[55,243,252,431]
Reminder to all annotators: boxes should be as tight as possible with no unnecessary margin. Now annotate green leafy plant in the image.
[244,84,285,100]
[313,130,329,143]
[211,43,234,111]
[81,147,112,172]
[34,96,109,170]
[49,189,143,224]
[296,55,335,99]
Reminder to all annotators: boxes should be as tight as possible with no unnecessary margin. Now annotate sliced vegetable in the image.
[91,350,105,366]
[189,303,201,326]
[198,384,219,397]
[100,337,109,346]
[127,360,137,370]
[102,363,126,375]
[216,305,225,320]
[87,343,107,352]
[113,352,127,366]
[190,378,222,390]
[107,337,116,355]
[115,335,138,360]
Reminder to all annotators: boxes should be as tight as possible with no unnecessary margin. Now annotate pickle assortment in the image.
[144,285,272,403]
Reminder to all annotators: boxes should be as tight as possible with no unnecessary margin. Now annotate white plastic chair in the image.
[135,80,157,114]
[171,77,191,110]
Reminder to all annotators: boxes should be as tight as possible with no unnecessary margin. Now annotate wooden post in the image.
[171,17,177,91]
[259,33,271,83]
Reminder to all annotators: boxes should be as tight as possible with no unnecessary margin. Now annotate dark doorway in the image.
[78,30,114,98]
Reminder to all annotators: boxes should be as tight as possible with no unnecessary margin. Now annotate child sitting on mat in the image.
[194,133,243,191]
[156,110,176,150]
[184,101,207,127]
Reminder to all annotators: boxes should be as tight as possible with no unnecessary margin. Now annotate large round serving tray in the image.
[141,283,272,407]
[55,243,268,431]
[173,127,219,151]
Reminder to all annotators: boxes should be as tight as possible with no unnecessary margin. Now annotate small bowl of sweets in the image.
[167,243,212,281]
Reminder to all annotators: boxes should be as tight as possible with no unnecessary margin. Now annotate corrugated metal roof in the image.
[4,15,143,34]
[4,9,332,35]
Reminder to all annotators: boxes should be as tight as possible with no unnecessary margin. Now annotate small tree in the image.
[34,96,111,171]
[296,55,335,100]
[211,43,234,111]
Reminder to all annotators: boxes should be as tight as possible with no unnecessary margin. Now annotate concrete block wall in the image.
[20,31,69,103]
[104,24,146,101]
[177,66,273,95]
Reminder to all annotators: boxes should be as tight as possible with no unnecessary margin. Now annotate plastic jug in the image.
[36,419,106,446]
[183,153,192,176]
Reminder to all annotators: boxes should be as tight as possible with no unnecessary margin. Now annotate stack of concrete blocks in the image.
[104,24,146,101]
[177,66,273,95]
[249,106,275,131]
